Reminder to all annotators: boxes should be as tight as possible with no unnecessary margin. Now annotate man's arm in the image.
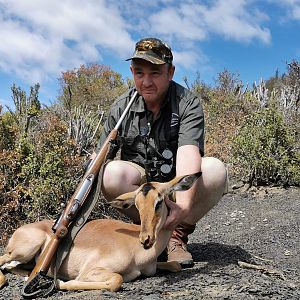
[164,144,202,229]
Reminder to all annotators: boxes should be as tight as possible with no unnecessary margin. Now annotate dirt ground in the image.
[0,184,299,300]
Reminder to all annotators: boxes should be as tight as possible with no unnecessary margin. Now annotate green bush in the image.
[0,111,84,244]
[232,108,299,186]
[201,89,259,164]
[17,114,84,219]
[0,111,19,150]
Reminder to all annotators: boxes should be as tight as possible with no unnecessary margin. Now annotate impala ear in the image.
[164,171,202,195]
[109,191,136,210]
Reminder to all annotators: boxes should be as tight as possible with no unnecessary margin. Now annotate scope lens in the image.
[162,149,173,159]
[160,164,172,174]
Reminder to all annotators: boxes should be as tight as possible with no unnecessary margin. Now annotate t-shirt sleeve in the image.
[178,96,205,156]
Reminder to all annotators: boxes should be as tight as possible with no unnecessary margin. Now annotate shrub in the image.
[0,111,19,150]
[232,108,299,186]
[0,110,84,244]
[19,114,83,218]
[202,89,259,163]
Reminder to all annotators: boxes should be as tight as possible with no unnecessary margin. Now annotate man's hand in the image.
[163,196,188,230]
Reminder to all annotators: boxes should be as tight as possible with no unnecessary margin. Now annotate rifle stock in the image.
[23,91,138,297]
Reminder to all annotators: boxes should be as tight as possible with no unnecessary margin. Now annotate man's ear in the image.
[130,64,134,75]
[168,64,175,80]
[109,191,136,210]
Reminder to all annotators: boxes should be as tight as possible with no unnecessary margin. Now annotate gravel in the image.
[1,186,299,300]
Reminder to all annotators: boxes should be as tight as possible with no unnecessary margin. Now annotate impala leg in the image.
[0,253,13,266]
[0,270,6,288]
[57,268,123,292]
[0,253,13,289]
[1,253,29,289]
[0,228,46,288]
[0,252,32,277]
[2,225,47,266]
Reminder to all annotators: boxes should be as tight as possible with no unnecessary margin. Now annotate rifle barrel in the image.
[115,91,138,129]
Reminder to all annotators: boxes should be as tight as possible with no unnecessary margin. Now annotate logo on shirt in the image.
[170,113,179,127]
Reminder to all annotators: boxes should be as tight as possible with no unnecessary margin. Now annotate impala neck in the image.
[153,226,172,255]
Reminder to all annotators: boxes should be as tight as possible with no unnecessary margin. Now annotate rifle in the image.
[21,91,139,298]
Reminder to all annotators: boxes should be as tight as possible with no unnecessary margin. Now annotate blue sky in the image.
[1,0,300,110]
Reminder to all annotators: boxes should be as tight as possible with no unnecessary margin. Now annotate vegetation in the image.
[0,67,129,243]
[0,61,299,244]
[189,62,299,187]
[232,107,299,186]
[58,64,128,111]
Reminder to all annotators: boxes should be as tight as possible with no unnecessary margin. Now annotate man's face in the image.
[130,59,175,104]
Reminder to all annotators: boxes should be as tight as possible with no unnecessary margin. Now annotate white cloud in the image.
[149,0,271,44]
[200,0,271,44]
[149,7,207,41]
[268,0,300,20]
[173,50,206,69]
[144,0,271,73]
[0,0,134,84]
[284,0,300,20]
[293,6,300,18]
[0,0,297,91]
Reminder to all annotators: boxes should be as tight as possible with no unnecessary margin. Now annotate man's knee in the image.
[183,158,227,224]
[201,157,228,193]
[103,160,144,186]
[103,161,123,181]
[102,160,144,200]
[102,160,142,221]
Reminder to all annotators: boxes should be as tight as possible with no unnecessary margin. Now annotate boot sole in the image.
[167,259,194,268]
[179,260,194,268]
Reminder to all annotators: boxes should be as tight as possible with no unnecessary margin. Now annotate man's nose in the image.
[142,75,153,87]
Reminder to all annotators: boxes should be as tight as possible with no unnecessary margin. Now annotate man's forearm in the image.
[175,145,202,213]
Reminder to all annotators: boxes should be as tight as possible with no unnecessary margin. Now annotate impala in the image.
[0,172,200,292]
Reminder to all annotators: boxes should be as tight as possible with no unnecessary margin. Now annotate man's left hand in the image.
[163,196,188,230]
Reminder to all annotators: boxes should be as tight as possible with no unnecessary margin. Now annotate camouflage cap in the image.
[126,37,173,64]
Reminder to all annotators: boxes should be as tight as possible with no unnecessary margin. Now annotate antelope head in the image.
[110,172,201,249]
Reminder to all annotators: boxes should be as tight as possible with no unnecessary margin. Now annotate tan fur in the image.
[0,174,199,292]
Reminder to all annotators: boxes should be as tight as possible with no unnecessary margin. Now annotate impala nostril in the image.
[141,235,151,249]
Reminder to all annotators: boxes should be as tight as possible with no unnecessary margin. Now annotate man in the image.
[92,37,227,267]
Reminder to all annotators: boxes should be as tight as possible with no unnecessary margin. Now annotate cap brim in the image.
[126,51,166,65]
